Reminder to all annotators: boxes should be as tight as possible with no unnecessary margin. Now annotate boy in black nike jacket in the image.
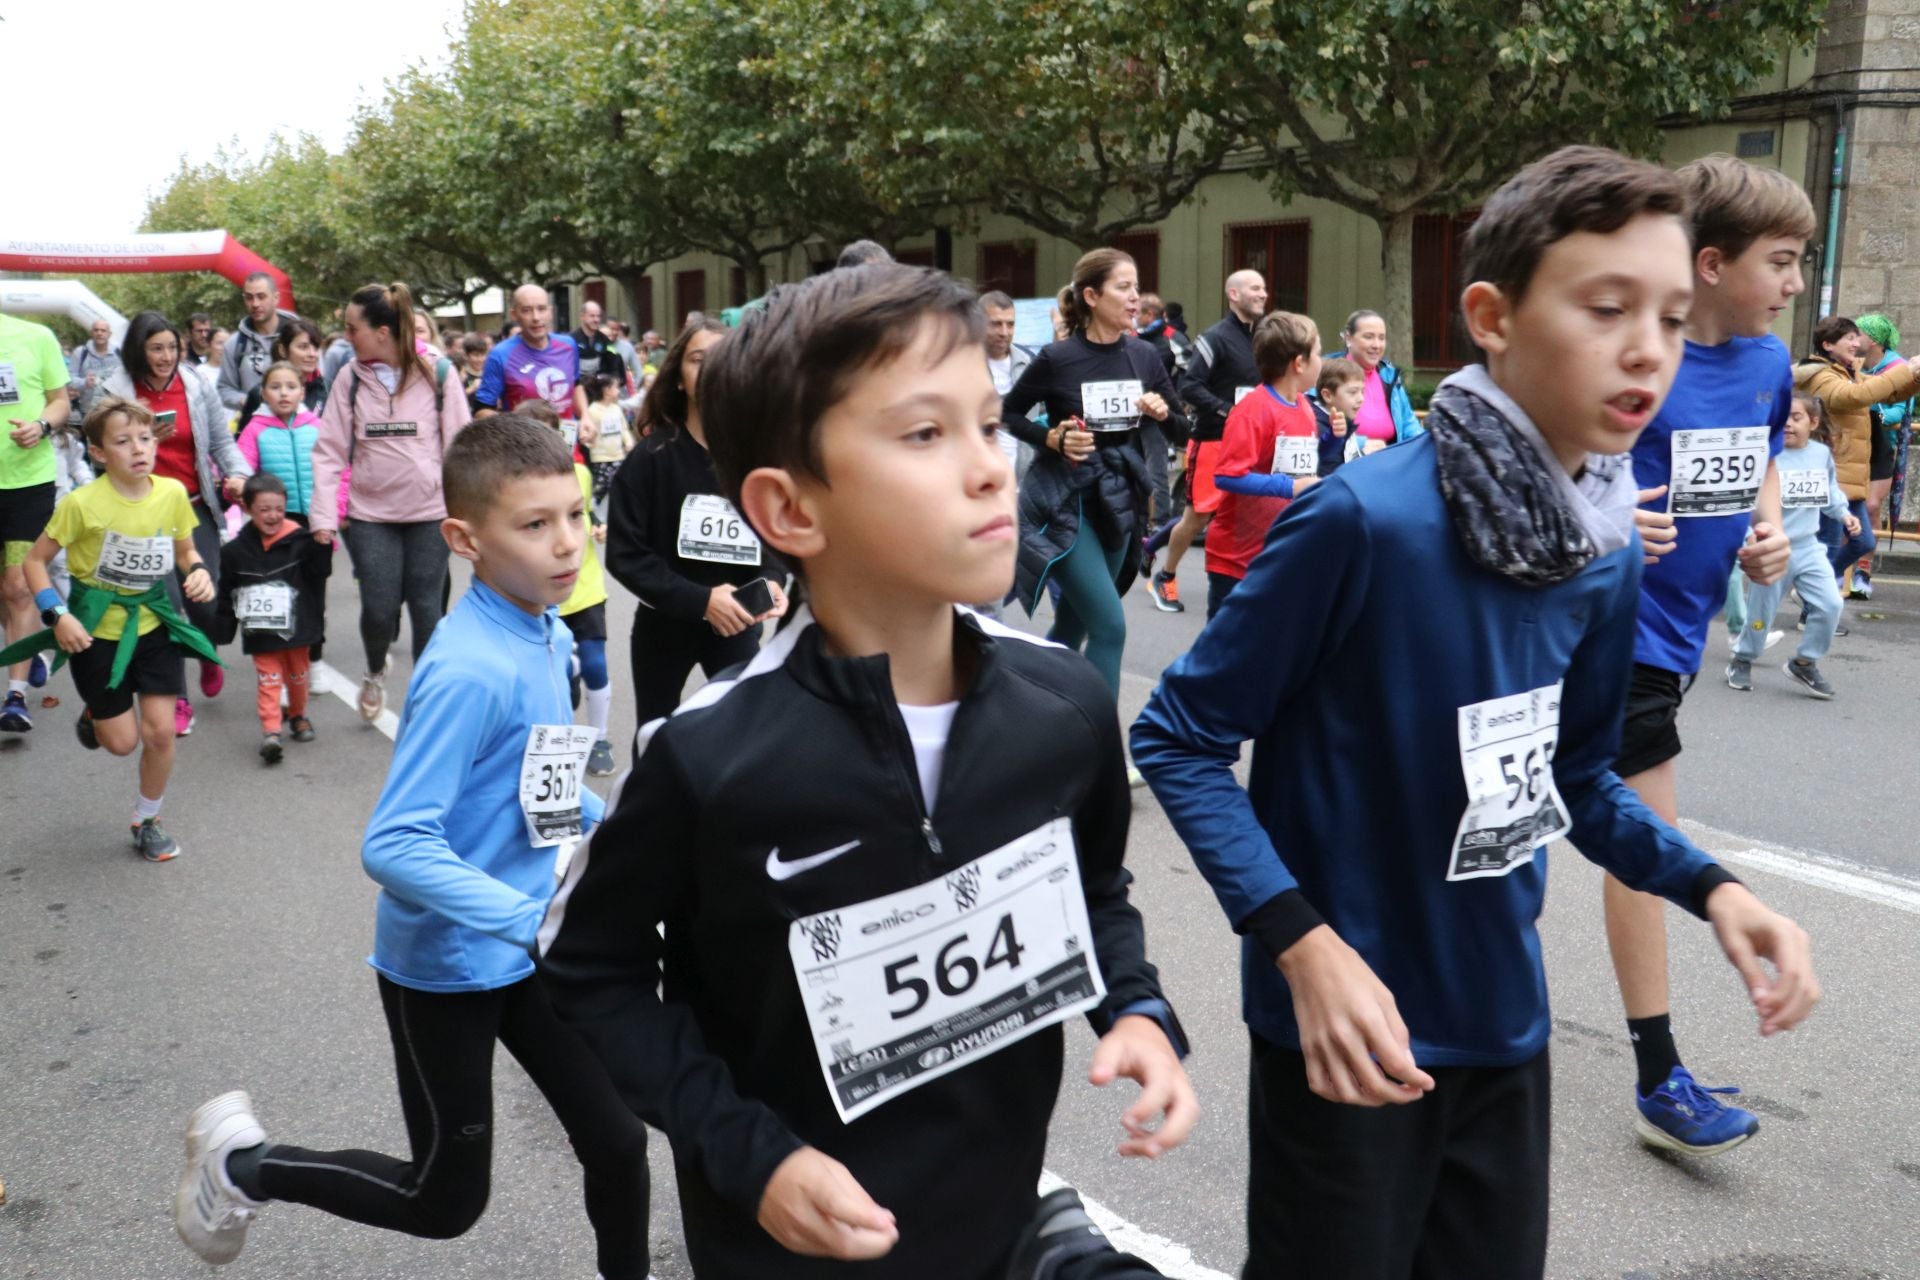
[540,265,1195,1280]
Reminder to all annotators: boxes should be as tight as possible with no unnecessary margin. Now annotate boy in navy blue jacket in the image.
[1132,147,1819,1280]
[173,416,651,1277]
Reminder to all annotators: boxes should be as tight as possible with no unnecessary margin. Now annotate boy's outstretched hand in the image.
[1703,881,1820,1037]
[1088,1014,1198,1158]
[1738,522,1791,585]
[758,1147,898,1260]
[1280,925,1436,1107]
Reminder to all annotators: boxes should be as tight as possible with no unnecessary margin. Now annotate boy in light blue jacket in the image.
[1727,389,1856,698]
[172,414,652,1277]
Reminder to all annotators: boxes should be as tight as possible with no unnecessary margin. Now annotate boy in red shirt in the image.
[1206,312,1322,617]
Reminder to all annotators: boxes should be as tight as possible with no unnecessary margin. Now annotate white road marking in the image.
[315,655,1239,1277]
[1679,819,1920,917]
[311,660,400,739]
[1037,1171,1234,1279]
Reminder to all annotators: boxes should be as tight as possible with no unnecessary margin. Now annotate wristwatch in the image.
[40,603,67,628]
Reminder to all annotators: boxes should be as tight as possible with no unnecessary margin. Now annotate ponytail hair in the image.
[1055,248,1134,336]
[348,281,432,393]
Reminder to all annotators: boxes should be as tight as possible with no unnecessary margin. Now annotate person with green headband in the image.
[1853,313,1908,599]
[0,395,221,862]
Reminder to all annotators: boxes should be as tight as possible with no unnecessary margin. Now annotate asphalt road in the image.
[4,542,1918,1278]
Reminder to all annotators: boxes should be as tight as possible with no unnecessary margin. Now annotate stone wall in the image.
[1822,0,1920,335]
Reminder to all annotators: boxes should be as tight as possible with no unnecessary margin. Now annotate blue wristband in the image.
[34,587,62,613]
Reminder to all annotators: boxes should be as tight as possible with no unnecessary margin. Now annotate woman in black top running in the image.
[605,318,788,725]
[1001,249,1187,697]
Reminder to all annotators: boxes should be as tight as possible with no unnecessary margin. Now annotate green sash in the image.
[0,578,222,690]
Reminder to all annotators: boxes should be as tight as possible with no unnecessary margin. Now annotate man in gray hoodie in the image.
[67,319,121,419]
[218,272,300,413]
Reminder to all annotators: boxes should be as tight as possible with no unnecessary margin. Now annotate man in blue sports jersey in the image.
[1604,154,1811,1158]
[474,284,588,425]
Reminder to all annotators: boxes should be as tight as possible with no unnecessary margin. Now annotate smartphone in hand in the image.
[734,576,776,616]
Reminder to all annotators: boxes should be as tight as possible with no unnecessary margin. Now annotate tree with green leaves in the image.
[623,0,855,296]
[783,0,1237,251]
[1184,0,1826,364]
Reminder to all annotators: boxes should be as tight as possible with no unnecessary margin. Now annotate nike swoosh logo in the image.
[766,840,862,882]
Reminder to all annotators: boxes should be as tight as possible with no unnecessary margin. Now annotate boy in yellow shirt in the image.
[6,397,219,860]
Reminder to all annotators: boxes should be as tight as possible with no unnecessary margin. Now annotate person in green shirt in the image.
[0,311,75,732]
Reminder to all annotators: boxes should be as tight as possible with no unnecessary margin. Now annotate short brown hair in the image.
[82,395,161,447]
[700,264,985,507]
[1463,146,1689,306]
[1253,311,1318,383]
[518,398,563,431]
[1811,313,1860,361]
[1680,153,1816,262]
[1316,357,1364,399]
[441,412,575,522]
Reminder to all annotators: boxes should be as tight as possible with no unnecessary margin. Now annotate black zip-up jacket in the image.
[604,427,782,623]
[213,521,332,655]
[539,609,1178,1280]
[1179,313,1259,442]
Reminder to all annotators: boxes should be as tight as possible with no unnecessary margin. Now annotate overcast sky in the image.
[4,0,469,239]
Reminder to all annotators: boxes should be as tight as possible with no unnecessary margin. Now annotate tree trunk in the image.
[743,258,768,300]
[1378,210,1417,373]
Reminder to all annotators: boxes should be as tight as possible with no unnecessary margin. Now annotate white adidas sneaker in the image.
[175,1090,268,1264]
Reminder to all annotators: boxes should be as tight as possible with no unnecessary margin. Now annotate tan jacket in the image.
[1793,355,1919,500]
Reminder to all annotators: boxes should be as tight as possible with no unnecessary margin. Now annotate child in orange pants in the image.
[215,474,332,764]
[252,649,311,738]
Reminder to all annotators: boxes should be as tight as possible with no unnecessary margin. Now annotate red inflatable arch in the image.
[0,231,295,313]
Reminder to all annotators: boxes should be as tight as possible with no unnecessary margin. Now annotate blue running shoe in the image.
[0,690,31,733]
[27,653,47,688]
[1635,1066,1758,1156]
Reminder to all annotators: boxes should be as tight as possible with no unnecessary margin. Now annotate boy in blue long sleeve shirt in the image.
[173,415,651,1277]
[1132,147,1820,1280]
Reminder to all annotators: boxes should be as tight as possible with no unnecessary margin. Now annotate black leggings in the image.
[629,614,761,726]
[243,974,650,1279]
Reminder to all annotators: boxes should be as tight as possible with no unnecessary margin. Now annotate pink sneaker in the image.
[199,660,224,698]
[174,697,195,737]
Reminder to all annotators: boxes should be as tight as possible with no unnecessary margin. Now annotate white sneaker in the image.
[174,1090,268,1264]
[1762,629,1786,652]
[358,670,386,722]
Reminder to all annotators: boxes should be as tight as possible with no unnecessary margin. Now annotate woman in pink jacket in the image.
[310,282,470,721]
